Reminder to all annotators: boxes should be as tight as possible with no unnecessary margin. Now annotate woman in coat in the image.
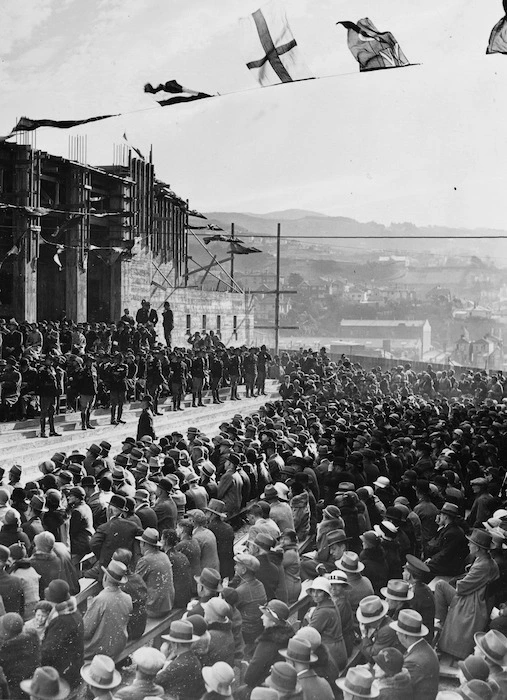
[241,599,294,694]
[437,528,499,660]
[306,577,347,672]
[280,529,302,605]
[328,570,355,656]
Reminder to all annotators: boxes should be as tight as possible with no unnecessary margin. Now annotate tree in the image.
[287,272,304,288]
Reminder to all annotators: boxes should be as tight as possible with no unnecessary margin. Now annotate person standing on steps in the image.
[162,301,174,348]
[75,355,98,431]
[108,352,128,425]
[256,345,271,396]
[37,353,61,438]
[228,348,242,401]
[137,395,156,442]
[146,354,164,416]
[209,351,224,404]
[191,349,207,408]
[169,350,187,412]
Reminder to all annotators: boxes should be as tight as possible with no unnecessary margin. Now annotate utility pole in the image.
[230,222,235,292]
[275,223,281,355]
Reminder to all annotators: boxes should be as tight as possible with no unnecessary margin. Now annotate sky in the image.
[2,0,507,230]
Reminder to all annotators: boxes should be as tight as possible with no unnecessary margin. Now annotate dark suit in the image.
[155,649,204,700]
[90,515,141,567]
[426,522,468,576]
[403,638,439,700]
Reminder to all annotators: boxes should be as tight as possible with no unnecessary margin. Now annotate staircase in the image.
[0,382,278,482]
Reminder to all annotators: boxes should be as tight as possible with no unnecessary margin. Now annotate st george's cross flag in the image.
[144,80,213,106]
[240,0,313,86]
[487,0,507,54]
[337,18,409,72]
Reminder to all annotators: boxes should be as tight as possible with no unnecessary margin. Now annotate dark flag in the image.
[487,1,507,54]
[144,80,213,106]
[228,241,261,255]
[203,234,230,244]
[1,114,119,139]
[337,18,409,72]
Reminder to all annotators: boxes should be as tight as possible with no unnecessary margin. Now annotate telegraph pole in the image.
[275,223,281,355]
[230,222,235,292]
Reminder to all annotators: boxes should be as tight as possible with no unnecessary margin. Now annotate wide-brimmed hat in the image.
[101,560,128,585]
[337,551,365,574]
[202,662,235,697]
[20,667,70,700]
[389,609,428,637]
[279,637,317,664]
[356,595,389,624]
[265,662,300,695]
[161,619,199,644]
[136,527,162,548]
[80,655,121,689]
[336,667,379,698]
[195,567,222,592]
[467,529,493,550]
[307,576,332,596]
[259,599,290,623]
[204,498,227,518]
[474,629,507,667]
[381,579,414,602]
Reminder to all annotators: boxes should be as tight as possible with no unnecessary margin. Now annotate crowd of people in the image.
[0,344,505,698]
[0,304,280,434]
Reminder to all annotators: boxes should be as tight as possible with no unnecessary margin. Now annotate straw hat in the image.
[380,579,414,602]
[356,595,389,624]
[336,667,379,698]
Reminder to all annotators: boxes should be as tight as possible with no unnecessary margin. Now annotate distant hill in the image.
[204,211,505,262]
[249,209,329,220]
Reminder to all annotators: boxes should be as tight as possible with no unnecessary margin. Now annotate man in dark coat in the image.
[156,620,205,700]
[205,499,235,579]
[137,395,156,441]
[0,544,24,615]
[391,610,439,700]
[153,477,178,532]
[425,502,468,577]
[403,554,435,641]
[90,494,141,569]
[41,579,84,689]
[0,612,40,696]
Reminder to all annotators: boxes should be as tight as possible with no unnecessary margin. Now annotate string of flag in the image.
[5,0,501,142]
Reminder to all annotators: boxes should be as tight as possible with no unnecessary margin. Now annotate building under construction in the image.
[0,142,253,345]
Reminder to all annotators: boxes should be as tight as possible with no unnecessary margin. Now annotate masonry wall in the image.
[121,245,254,346]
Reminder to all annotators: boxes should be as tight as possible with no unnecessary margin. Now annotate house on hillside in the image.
[470,334,504,369]
[337,319,431,361]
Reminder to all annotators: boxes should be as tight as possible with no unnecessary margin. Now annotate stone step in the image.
[0,382,277,482]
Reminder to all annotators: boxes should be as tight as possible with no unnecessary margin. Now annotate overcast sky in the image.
[2,0,507,230]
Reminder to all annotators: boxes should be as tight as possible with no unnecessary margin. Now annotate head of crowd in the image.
[0,343,507,698]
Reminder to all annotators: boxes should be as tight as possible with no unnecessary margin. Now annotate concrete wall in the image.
[121,243,254,346]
